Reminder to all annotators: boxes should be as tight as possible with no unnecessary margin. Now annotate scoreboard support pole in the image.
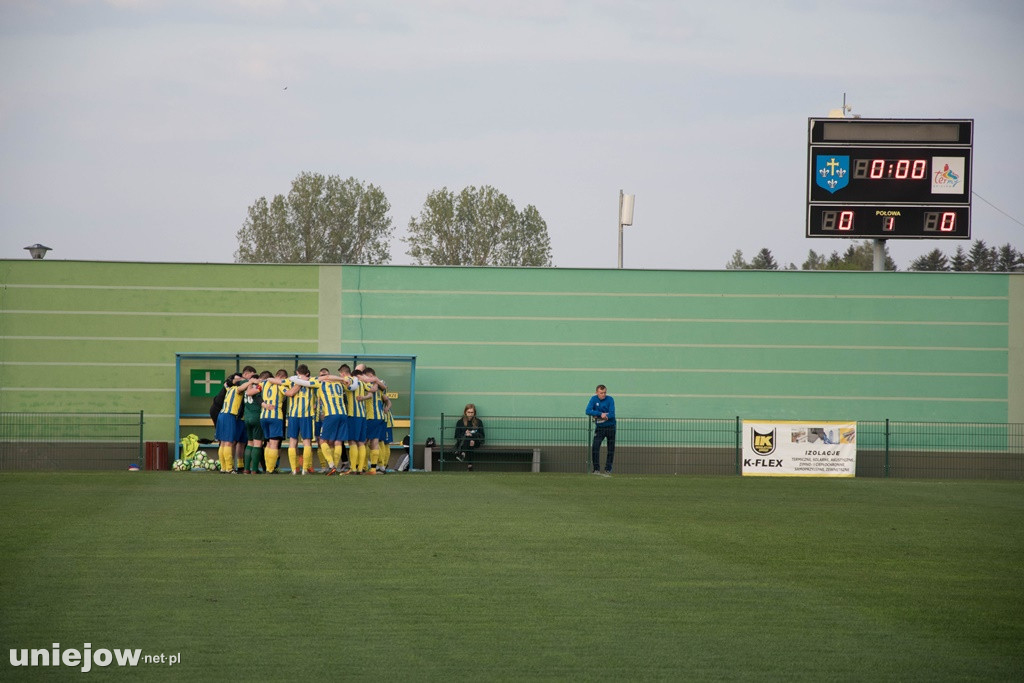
[873,239,886,272]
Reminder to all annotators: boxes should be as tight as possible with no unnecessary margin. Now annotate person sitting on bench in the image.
[454,403,485,470]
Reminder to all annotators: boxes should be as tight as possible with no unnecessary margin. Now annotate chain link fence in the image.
[0,412,145,471]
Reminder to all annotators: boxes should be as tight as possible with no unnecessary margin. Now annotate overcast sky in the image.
[2,0,1022,270]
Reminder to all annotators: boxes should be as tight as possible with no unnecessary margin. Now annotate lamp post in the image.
[617,190,634,269]
[24,244,52,259]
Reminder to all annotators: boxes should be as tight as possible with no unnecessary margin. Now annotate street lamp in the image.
[617,190,634,269]
[24,244,52,259]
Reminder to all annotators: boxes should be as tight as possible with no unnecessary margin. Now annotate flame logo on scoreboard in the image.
[816,155,849,194]
[751,428,776,456]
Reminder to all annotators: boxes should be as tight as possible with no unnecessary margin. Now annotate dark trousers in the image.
[592,426,616,472]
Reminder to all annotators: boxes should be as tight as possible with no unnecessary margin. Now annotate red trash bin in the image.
[145,442,170,470]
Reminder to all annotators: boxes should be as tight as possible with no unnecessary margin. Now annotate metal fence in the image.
[1,412,1020,478]
[0,412,145,471]
[435,416,1024,479]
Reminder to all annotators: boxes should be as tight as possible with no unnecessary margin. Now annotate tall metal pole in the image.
[873,239,886,271]
[617,189,624,269]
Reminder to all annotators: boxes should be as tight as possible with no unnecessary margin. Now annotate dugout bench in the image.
[424,445,541,472]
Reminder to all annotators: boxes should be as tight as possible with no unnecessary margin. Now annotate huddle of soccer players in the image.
[214,363,393,475]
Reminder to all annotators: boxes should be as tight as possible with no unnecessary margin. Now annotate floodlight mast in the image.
[617,190,634,269]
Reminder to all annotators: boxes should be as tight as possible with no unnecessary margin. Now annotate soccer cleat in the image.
[366,468,377,475]
[592,470,602,475]
[325,468,337,476]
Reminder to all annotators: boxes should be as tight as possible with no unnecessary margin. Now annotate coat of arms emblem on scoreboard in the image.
[816,155,849,194]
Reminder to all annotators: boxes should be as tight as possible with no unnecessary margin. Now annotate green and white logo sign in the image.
[190,369,225,397]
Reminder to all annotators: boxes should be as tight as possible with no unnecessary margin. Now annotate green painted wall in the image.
[1,260,1020,445]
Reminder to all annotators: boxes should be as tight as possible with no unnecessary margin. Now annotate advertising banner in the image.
[742,420,856,477]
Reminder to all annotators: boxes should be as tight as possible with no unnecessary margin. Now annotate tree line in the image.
[235,172,552,267]
[727,240,1024,272]
[237,172,1021,272]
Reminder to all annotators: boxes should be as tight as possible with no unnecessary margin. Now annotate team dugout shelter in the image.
[175,353,416,460]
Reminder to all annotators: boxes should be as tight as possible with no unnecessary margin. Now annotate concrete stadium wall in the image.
[1,260,1021,445]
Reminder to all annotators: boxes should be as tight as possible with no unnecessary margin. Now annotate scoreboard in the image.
[806,118,972,239]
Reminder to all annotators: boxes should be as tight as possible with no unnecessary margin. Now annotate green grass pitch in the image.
[2,472,1022,681]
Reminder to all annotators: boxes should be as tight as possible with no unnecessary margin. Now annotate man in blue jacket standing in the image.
[586,384,616,475]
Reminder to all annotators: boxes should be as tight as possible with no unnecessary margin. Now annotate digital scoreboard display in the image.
[806,118,972,239]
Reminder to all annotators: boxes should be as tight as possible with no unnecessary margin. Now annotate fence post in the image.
[884,418,890,478]
[138,411,145,467]
[735,416,741,475]
[439,413,445,472]
[585,415,593,474]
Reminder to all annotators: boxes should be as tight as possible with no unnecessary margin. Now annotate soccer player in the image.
[278,365,319,475]
[214,373,246,473]
[259,369,289,473]
[241,371,270,474]
[343,367,370,474]
[381,394,395,472]
[313,368,332,472]
[233,366,258,471]
[363,367,388,474]
[317,366,357,475]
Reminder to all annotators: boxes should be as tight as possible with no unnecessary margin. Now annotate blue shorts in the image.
[366,419,387,442]
[234,418,246,442]
[215,413,238,442]
[347,416,367,443]
[314,419,323,440]
[261,418,284,440]
[321,414,349,443]
[287,416,314,440]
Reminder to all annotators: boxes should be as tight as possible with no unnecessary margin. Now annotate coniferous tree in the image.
[909,249,950,271]
[749,248,778,270]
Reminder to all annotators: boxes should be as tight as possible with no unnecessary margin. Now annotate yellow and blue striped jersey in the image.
[220,386,243,416]
[366,383,386,420]
[286,378,321,419]
[344,379,367,418]
[260,382,285,420]
[319,379,348,417]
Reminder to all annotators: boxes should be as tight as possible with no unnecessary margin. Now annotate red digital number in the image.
[869,160,884,179]
[940,212,956,232]
[912,159,926,179]
[838,211,854,231]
